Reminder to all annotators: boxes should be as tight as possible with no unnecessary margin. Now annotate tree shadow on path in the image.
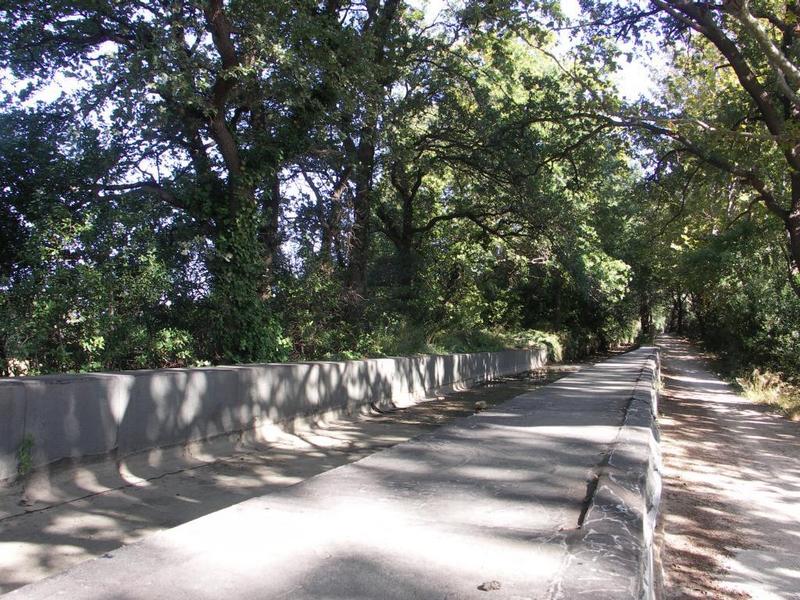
[657,335,800,600]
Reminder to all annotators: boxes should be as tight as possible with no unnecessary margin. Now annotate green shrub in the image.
[17,434,34,478]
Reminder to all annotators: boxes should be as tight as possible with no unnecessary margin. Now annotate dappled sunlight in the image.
[775,566,800,579]
[131,508,565,600]
[1,348,658,597]
[667,374,731,388]
[658,335,800,600]
[0,359,576,593]
[0,541,87,589]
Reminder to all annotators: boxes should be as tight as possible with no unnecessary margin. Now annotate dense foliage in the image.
[579,0,800,387]
[1,0,798,392]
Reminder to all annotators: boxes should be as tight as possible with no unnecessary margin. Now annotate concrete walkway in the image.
[6,348,658,600]
[657,336,800,600]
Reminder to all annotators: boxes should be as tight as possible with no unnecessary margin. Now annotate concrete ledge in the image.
[0,347,547,482]
[560,347,662,600]
[0,382,25,481]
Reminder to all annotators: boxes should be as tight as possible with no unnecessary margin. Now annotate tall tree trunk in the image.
[786,184,800,297]
[340,0,401,309]
[347,168,371,302]
[208,184,282,363]
[674,292,686,334]
[690,291,706,335]
[345,137,375,311]
[396,188,417,304]
[397,240,416,306]
[639,292,652,337]
[668,291,681,333]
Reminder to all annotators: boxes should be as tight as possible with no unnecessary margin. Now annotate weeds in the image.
[17,434,34,478]
[736,369,800,421]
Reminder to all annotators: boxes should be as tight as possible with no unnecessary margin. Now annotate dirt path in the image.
[657,335,800,600]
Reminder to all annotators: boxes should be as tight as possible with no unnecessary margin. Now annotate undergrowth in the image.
[323,327,567,362]
[16,434,34,478]
[701,342,800,421]
[735,369,800,421]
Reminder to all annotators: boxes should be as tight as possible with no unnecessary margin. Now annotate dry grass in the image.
[736,368,800,421]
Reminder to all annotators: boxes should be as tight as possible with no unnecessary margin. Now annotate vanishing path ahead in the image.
[657,335,800,600]
[7,348,657,600]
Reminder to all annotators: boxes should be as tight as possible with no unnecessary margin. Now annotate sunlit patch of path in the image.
[657,335,800,600]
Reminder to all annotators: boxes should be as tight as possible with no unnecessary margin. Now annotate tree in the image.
[0,1,356,360]
[583,0,800,296]
[0,0,649,372]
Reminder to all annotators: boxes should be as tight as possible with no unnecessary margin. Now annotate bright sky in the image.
[7,0,658,108]
[560,0,660,101]
[410,0,660,101]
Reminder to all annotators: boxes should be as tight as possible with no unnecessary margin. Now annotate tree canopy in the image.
[1,0,798,394]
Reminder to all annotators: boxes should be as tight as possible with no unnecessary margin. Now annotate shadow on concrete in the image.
[0,357,565,594]
[6,350,650,598]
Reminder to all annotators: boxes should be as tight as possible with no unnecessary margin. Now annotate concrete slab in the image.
[0,366,569,593]
[23,376,121,468]
[2,348,546,481]
[0,382,26,481]
[6,349,657,600]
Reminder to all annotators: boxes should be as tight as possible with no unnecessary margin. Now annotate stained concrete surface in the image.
[657,335,800,600]
[0,365,564,594]
[0,349,546,480]
[5,349,656,600]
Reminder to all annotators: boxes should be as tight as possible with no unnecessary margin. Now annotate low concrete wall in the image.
[0,347,547,481]
[561,347,662,600]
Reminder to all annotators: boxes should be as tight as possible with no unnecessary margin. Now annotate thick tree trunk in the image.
[208,184,282,362]
[787,208,800,297]
[690,292,706,335]
[345,137,376,311]
[639,292,652,337]
[396,241,416,304]
[670,292,686,334]
[347,168,371,302]
[396,190,417,305]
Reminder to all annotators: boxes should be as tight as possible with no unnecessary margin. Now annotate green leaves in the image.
[0,1,676,373]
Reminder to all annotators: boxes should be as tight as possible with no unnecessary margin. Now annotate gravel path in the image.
[658,335,800,600]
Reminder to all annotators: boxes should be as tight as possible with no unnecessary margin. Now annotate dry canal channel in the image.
[2,348,661,599]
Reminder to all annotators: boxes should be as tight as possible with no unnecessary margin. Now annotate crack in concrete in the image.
[550,351,661,600]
